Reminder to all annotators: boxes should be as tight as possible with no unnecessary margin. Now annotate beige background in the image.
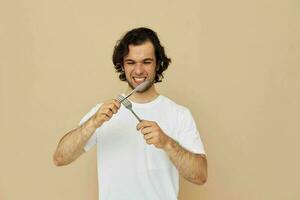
[0,0,298,199]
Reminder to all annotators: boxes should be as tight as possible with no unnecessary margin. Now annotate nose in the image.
[134,63,144,75]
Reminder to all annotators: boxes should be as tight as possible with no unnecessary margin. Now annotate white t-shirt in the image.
[79,95,205,200]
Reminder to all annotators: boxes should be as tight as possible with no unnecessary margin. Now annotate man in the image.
[53,27,207,200]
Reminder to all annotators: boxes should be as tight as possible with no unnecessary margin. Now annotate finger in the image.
[99,104,110,113]
[144,133,153,140]
[107,103,118,114]
[100,113,110,121]
[140,127,153,135]
[113,101,121,113]
[103,99,121,111]
[145,137,156,145]
[111,105,118,114]
[136,120,154,130]
[111,99,121,109]
[109,100,121,113]
[102,108,113,118]
[101,104,116,115]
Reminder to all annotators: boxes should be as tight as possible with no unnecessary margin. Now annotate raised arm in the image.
[53,99,120,166]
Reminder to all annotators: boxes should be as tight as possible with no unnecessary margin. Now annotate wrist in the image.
[91,115,104,128]
[83,117,99,134]
[163,137,177,152]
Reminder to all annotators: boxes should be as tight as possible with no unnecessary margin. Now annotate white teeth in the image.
[133,77,146,82]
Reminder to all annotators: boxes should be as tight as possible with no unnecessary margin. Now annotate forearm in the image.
[164,139,207,185]
[53,116,99,166]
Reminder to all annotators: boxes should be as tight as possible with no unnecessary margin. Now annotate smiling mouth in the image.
[133,77,146,83]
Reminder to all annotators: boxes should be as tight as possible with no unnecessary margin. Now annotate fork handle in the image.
[129,109,142,122]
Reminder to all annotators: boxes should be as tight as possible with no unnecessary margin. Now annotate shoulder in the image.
[159,95,192,116]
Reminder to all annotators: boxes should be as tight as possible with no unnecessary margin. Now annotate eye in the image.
[126,62,134,66]
[144,61,152,65]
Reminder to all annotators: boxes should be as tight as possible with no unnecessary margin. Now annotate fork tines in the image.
[116,94,141,122]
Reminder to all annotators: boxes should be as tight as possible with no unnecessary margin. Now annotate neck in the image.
[125,84,159,103]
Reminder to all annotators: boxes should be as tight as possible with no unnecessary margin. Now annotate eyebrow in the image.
[124,58,154,62]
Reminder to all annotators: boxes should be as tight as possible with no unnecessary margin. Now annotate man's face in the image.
[123,40,157,92]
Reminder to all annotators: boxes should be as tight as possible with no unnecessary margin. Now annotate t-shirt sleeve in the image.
[78,104,101,152]
[177,108,206,154]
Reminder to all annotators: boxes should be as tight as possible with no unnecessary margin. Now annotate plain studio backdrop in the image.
[0,0,299,199]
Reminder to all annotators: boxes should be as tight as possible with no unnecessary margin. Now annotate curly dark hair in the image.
[112,27,171,83]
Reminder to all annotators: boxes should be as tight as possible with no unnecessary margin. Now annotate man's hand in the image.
[92,99,121,128]
[53,99,121,166]
[136,120,172,149]
[137,120,207,185]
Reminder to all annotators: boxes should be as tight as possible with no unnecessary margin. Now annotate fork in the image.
[118,80,151,103]
[116,95,142,122]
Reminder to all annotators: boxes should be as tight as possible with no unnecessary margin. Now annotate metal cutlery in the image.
[116,95,142,122]
[118,80,151,103]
